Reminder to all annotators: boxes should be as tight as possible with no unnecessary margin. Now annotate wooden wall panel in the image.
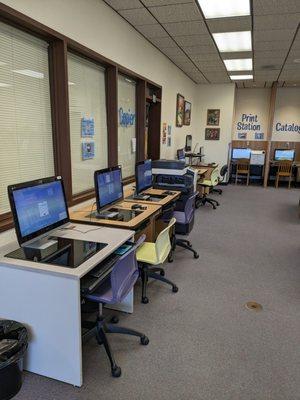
[231,140,268,151]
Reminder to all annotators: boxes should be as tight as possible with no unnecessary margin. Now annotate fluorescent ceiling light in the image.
[13,69,44,79]
[230,74,253,80]
[213,31,252,52]
[0,83,11,87]
[197,0,250,19]
[224,58,252,71]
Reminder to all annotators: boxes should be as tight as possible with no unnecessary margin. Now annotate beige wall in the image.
[1,0,198,159]
[272,87,300,142]
[233,88,271,141]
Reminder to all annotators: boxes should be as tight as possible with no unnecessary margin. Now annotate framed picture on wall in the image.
[207,109,220,126]
[183,101,191,125]
[205,128,220,140]
[176,93,185,127]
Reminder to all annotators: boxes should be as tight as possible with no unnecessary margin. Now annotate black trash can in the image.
[0,320,28,400]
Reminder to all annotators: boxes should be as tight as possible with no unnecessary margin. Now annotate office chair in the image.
[82,235,149,378]
[212,164,228,195]
[275,161,292,188]
[196,166,220,209]
[136,218,178,304]
[235,159,250,185]
[169,193,199,260]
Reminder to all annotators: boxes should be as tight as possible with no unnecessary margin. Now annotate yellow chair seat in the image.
[136,242,158,265]
[201,179,212,186]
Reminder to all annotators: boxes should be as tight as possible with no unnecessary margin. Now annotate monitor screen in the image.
[177,149,185,160]
[232,148,251,159]
[136,159,152,194]
[274,149,295,161]
[95,166,123,211]
[8,177,69,245]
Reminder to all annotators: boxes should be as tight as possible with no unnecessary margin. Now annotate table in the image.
[123,187,180,206]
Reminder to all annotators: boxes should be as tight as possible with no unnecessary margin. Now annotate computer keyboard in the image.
[90,253,120,278]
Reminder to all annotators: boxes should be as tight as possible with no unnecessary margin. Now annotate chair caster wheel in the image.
[172,285,179,293]
[160,270,165,276]
[140,336,149,345]
[194,253,199,259]
[187,241,192,247]
[111,365,122,378]
[168,255,173,263]
[213,206,216,210]
[142,297,149,304]
[110,316,119,324]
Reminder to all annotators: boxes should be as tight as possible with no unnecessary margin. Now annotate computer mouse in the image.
[131,204,142,210]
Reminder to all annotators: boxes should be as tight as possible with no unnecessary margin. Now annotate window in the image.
[118,75,136,178]
[68,53,108,195]
[0,22,54,215]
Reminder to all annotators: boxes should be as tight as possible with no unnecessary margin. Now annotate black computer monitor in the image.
[8,176,69,246]
[177,148,185,161]
[136,159,152,194]
[274,149,295,161]
[94,166,123,213]
[232,148,251,160]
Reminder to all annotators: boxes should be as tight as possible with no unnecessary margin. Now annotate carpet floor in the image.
[15,185,300,400]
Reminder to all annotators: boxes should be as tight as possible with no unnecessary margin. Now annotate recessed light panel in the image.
[230,74,253,80]
[13,69,44,79]
[213,31,252,52]
[224,58,252,71]
[198,0,250,19]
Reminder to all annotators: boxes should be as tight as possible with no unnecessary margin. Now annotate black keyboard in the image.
[81,253,120,294]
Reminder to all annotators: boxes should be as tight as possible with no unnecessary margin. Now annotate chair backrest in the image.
[210,167,220,186]
[237,158,250,172]
[110,235,145,303]
[155,218,176,263]
[220,164,228,177]
[278,161,292,174]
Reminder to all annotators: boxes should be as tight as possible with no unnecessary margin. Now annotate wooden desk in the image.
[69,201,161,242]
[124,187,180,206]
[195,167,208,177]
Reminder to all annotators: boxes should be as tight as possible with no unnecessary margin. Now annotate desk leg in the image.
[0,264,82,386]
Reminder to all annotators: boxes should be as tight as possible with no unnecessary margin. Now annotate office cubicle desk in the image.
[69,201,161,241]
[230,160,264,184]
[268,160,300,186]
[0,224,134,387]
[124,187,180,206]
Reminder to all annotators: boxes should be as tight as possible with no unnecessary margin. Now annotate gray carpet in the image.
[16,185,300,400]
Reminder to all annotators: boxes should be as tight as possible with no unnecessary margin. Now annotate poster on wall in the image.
[176,94,185,127]
[167,137,171,147]
[162,122,167,145]
[238,132,247,139]
[183,101,191,125]
[82,142,95,160]
[168,125,172,135]
[205,128,220,140]
[81,117,95,137]
[207,109,220,126]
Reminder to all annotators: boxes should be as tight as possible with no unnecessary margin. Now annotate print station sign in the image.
[236,113,264,138]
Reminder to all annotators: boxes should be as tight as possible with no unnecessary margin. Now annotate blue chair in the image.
[170,193,199,260]
[83,235,149,378]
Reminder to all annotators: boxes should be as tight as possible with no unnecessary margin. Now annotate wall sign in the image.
[275,122,300,133]
[119,107,135,127]
[236,113,264,139]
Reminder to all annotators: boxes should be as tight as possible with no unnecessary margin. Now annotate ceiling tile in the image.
[255,58,284,69]
[253,0,300,15]
[280,70,300,80]
[149,3,202,23]
[183,44,217,55]
[255,41,291,51]
[104,0,143,10]
[149,36,178,48]
[191,53,221,62]
[197,64,227,72]
[221,51,252,59]
[254,70,280,80]
[207,16,251,33]
[254,50,287,60]
[265,81,273,87]
[284,81,300,87]
[175,34,214,47]
[244,81,266,88]
[288,48,300,59]
[163,20,207,36]
[254,29,295,42]
[168,54,192,64]
[209,76,231,83]
[143,0,193,5]
[119,8,157,25]
[162,47,188,58]
[254,13,300,31]
[135,23,168,38]
[281,62,300,70]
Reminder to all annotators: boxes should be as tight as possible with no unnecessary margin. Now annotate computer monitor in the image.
[8,176,69,246]
[136,159,152,194]
[177,148,185,161]
[274,149,295,161]
[94,166,123,212]
[232,148,251,160]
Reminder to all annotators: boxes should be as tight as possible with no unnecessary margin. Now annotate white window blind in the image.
[118,75,136,178]
[68,53,108,195]
[0,22,54,215]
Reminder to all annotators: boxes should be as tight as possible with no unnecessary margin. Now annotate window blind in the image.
[0,22,54,215]
[68,53,108,195]
[118,75,136,178]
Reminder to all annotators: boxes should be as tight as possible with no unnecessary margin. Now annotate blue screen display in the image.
[274,149,295,161]
[178,150,185,160]
[97,169,123,209]
[232,148,251,159]
[137,160,152,193]
[13,181,68,238]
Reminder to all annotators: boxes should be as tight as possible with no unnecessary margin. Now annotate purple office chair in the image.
[83,235,149,378]
[170,192,199,260]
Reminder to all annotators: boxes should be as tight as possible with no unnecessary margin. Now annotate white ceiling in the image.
[104,0,300,87]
